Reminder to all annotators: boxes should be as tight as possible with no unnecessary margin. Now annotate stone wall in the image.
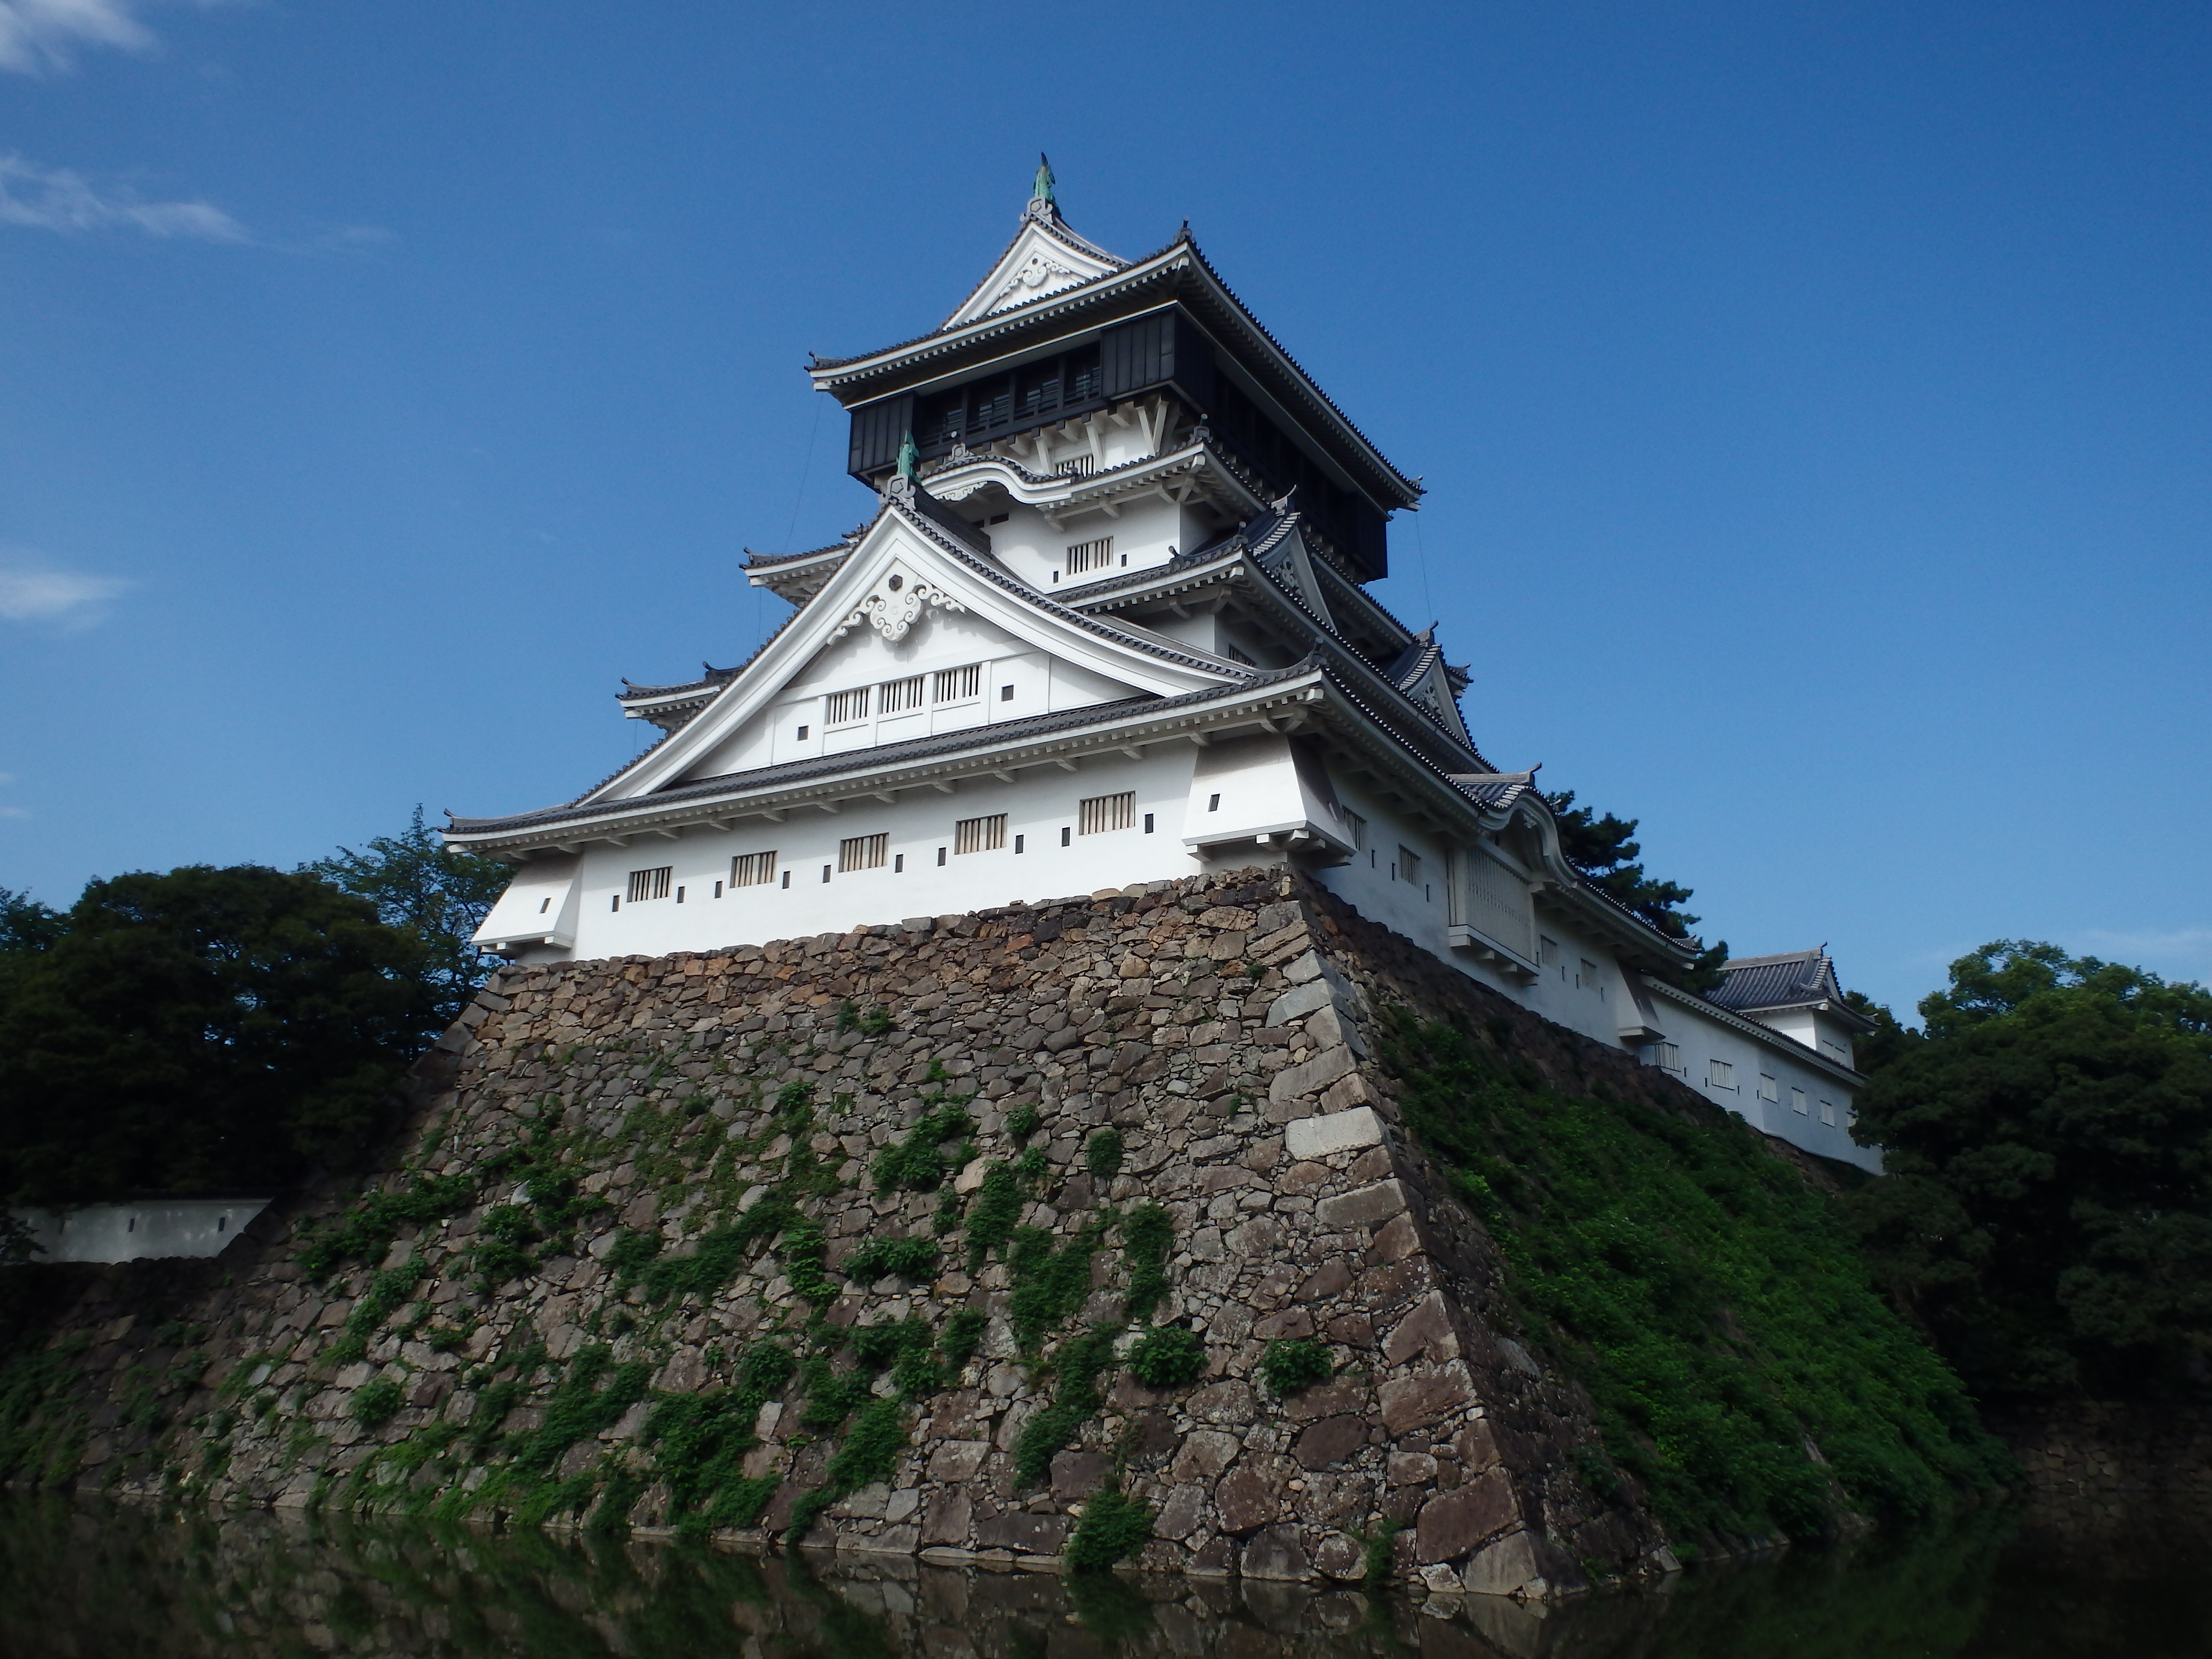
[1995,1403,2212,1539]
[1,866,1717,1597]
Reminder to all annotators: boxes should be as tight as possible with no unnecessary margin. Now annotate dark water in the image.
[1,1496,2206,1659]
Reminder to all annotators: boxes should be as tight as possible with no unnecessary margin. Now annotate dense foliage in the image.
[1543,789,1727,989]
[1846,941,2212,1400]
[0,865,436,1203]
[1385,1009,2010,1551]
[302,806,510,1030]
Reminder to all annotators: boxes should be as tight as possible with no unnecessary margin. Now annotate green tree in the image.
[1543,789,1727,989]
[303,805,510,1029]
[1846,941,2212,1400]
[0,888,62,954]
[0,865,435,1204]
[1843,989,1918,1075]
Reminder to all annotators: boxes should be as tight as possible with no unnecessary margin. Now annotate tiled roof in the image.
[1709,950,1846,1013]
[1446,771,1541,811]
[617,663,743,702]
[810,232,1420,507]
[744,539,852,568]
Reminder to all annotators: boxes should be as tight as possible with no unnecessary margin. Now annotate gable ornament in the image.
[830,566,966,645]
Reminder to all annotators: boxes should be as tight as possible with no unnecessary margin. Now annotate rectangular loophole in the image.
[1065,535,1115,574]
[933,663,982,704]
[838,833,889,873]
[954,814,1007,854]
[1078,791,1135,835]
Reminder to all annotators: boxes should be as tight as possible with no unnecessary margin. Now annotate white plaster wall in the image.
[683,615,1140,784]
[1650,1001,1877,1172]
[1740,1007,1860,1073]
[529,748,1211,963]
[986,496,1190,593]
[12,1198,270,1264]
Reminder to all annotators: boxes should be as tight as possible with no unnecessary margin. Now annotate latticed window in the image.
[934,663,981,703]
[1341,810,1367,851]
[837,834,888,873]
[953,814,1006,855]
[1397,846,1422,886]
[1652,1042,1682,1073]
[826,685,871,725]
[731,851,777,888]
[1065,536,1114,573]
[879,674,925,714]
[1078,792,1135,835]
[1707,1058,1735,1090]
[1757,1074,1779,1103]
[625,866,672,903]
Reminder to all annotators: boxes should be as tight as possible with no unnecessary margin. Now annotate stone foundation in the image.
[1,867,1719,1595]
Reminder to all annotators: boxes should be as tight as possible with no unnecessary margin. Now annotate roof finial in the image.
[895,430,920,481]
[1031,153,1057,215]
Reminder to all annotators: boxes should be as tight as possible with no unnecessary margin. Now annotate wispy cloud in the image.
[0,0,155,75]
[0,806,29,820]
[0,152,247,241]
[0,552,129,625]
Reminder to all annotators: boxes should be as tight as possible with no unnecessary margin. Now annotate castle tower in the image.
[447,169,1873,1170]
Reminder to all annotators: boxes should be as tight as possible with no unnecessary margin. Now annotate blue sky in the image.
[2,1,2206,1018]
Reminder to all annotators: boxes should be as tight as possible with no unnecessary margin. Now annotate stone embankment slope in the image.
[2,868,1701,1596]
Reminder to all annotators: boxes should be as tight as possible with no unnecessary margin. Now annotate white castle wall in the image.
[12,1197,271,1265]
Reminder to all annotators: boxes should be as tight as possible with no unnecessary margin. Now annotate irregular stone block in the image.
[972,1509,1070,1553]
[1314,1531,1366,1581]
[1155,1483,1206,1540]
[1383,1290,1461,1367]
[926,1440,991,1482]
[1214,1467,1277,1534]
[1285,1107,1383,1162]
[1265,978,1335,1026]
[1268,1046,1357,1105]
[1292,1414,1368,1470]
[1050,1449,1109,1502]
[1172,1429,1241,1481]
[1416,1468,1516,1563]
[920,1488,970,1546]
[1240,1523,1312,1581]
[1462,1527,1543,1597]
[1379,1366,1475,1436]
[1318,1179,1411,1231]
[1189,1381,1256,1426]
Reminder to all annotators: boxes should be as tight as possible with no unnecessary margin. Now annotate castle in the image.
[448,165,1874,1171]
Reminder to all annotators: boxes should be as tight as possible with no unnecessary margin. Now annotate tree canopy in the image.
[1846,941,2212,1401]
[0,865,437,1205]
[303,805,510,1030]
[1543,789,1727,989]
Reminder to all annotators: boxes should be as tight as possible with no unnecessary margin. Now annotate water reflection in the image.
[0,1496,2204,1659]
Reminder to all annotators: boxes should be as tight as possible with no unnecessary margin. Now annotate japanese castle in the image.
[448,164,1876,1170]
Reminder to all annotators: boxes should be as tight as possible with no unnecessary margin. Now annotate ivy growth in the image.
[1382,1007,2014,1548]
[1258,1338,1333,1397]
[1084,1129,1124,1181]
[1126,1326,1205,1389]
